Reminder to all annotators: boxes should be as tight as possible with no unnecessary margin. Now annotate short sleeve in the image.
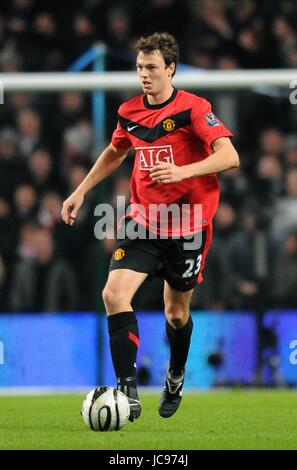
[111,107,132,149]
[191,98,233,148]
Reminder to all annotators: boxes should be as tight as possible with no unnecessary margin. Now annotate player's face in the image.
[136,50,174,96]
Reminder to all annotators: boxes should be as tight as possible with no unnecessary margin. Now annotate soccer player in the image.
[61,32,239,421]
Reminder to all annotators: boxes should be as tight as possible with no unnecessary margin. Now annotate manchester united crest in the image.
[114,248,125,261]
[162,118,175,132]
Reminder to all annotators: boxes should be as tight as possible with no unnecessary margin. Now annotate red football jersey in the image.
[112,88,233,236]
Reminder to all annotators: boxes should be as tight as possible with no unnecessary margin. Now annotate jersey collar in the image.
[143,87,178,109]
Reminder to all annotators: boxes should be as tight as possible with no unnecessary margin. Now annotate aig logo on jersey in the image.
[162,118,175,132]
[136,145,174,170]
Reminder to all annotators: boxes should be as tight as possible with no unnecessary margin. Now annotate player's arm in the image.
[184,137,239,178]
[149,137,239,184]
[61,143,130,225]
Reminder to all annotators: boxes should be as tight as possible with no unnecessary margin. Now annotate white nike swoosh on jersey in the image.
[127,125,138,132]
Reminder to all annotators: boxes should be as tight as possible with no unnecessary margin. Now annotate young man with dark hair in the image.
[61,32,239,421]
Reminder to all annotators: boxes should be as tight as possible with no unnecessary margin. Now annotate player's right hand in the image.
[61,192,84,226]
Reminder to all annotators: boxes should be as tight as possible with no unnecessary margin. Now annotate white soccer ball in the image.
[81,386,130,432]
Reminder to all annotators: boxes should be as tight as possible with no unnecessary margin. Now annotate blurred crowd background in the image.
[1,0,297,318]
[2,0,297,71]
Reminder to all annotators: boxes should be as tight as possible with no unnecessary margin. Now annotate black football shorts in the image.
[109,218,212,292]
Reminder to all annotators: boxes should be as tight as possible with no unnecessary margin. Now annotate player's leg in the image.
[158,283,194,418]
[102,268,148,421]
[164,282,194,373]
[103,268,148,315]
[158,226,213,417]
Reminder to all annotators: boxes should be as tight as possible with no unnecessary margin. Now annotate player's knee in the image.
[102,283,127,311]
[165,304,187,329]
[102,284,118,310]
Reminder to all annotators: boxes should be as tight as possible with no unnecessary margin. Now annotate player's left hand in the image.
[149,163,186,184]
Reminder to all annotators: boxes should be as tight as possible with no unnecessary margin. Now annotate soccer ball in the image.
[81,386,130,432]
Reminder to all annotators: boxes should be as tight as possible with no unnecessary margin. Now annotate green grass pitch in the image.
[0,390,296,450]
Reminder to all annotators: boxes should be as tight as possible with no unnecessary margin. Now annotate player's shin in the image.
[107,311,139,398]
[165,316,193,375]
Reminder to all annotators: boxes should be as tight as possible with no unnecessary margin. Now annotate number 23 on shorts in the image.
[182,254,203,278]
